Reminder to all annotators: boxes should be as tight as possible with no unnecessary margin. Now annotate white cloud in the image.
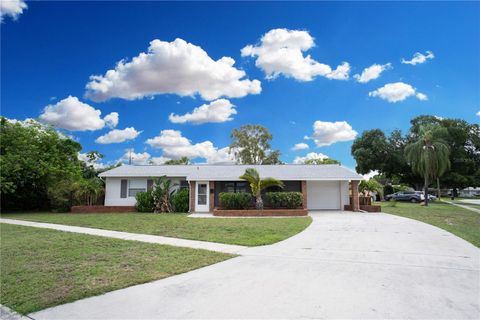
[293,152,329,164]
[145,129,235,163]
[291,142,309,151]
[401,51,435,65]
[103,112,119,128]
[85,38,261,102]
[95,127,141,144]
[362,170,379,180]
[354,63,391,83]
[169,99,236,124]
[241,28,350,81]
[39,96,117,131]
[368,82,427,103]
[78,152,106,170]
[476,111,480,117]
[307,120,358,147]
[0,0,27,22]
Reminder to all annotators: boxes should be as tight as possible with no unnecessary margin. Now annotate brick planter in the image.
[71,206,136,213]
[344,204,381,212]
[213,208,308,217]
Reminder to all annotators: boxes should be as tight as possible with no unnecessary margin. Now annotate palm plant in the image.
[359,179,383,204]
[239,168,284,210]
[405,126,450,206]
[151,176,177,213]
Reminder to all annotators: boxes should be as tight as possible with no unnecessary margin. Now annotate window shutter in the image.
[147,179,153,191]
[120,179,128,198]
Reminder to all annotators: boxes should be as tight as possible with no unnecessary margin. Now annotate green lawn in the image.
[1,213,312,246]
[381,201,480,247]
[0,224,233,315]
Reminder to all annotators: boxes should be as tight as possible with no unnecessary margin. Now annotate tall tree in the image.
[164,157,189,165]
[229,124,282,164]
[0,118,83,210]
[405,125,451,206]
[239,168,284,210]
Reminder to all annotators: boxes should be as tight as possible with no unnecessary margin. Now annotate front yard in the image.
[0,224,233,315]
[1,213,312,246]
[381,201,480,247]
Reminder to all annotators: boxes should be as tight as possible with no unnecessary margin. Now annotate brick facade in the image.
[350,180,360,212]
[209,181,215,212]
[189,181,196,213]
[301,180,308,209]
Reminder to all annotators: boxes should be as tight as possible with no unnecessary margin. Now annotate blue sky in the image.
[1,1,479,169]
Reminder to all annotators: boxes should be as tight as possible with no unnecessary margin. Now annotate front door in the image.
[196,181,209,212]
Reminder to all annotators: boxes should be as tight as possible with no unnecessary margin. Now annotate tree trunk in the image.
[424,176,429,207]
[255,195,263,210]
[437,177,441,200]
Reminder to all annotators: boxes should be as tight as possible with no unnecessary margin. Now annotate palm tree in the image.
[405,126,450,206]
[239,168,284,210]
[359,179,383,204]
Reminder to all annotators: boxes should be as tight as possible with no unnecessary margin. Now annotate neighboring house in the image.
[99,164,363,212]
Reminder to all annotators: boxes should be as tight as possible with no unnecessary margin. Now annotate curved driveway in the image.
[31,212,480,319]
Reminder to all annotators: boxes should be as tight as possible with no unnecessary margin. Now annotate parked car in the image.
[385,191,425,203]
[427,194,437,201]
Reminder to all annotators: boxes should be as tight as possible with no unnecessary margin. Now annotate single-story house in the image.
[99,164,363,212]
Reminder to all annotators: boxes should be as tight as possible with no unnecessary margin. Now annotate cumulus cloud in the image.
[354,63,391,83]
[291,142,309,151]
[241,28,350,81]
[293,152,329,164]
[0,0,27,22]
[85,38,261,102]
[78,152,106,170]
[362,170,379,180]
[103,112,119,128]
[401,51,435,65]
[95,127,141,144]
[169,99,236,124]
[306,120,358,147]
[145,129,235,163]
[39,96,118,131]
[477,111,480,117]
[368,82,427,103]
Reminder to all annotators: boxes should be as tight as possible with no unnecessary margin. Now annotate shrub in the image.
[171,188,189,213]
[135,191,154,212]
[219,192,252,209]
[265,192,303,209]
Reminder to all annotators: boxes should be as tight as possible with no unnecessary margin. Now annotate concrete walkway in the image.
[443,200,480,214]
[29,212,480,319]
[0,218,246,254]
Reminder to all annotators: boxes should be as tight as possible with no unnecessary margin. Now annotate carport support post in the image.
[351,180,360,212]
[301,181,308,209]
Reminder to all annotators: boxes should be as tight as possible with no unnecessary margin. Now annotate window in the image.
[128,179,146,197]
[180,180,189,189]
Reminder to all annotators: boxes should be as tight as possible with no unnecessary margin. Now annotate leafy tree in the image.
[151,176,177,213]
[229,125,282,164]
[0,118,83,211]
[239,168,284,210]
[359,179,383,201]
[405,125,450,206]
[164,157,189,165]
[304,158,340,165]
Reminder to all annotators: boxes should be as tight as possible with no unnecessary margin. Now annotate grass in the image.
[381,201,480,247]
[0,224,233,315]
[0,213,312,246]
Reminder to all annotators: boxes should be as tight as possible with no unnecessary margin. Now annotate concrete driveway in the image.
[30,212,480,319]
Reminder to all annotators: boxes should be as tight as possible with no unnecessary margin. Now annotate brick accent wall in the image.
[189,181,196,213]
[351,180,360,212]
[209,181,215,212]
[301,180,308,209]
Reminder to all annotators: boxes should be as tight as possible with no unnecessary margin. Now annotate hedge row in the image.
[218,192,252,209]
[265,192,303,209]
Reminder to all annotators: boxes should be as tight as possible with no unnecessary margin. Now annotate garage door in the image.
[307,181,341,210]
